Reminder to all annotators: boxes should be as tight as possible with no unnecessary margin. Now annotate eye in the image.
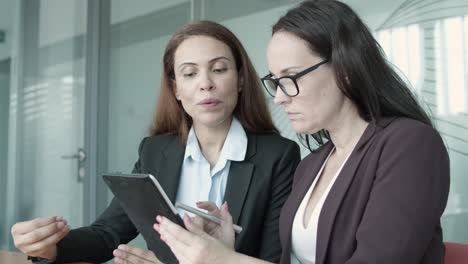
[213,68,227,73]
[183,72,196,78]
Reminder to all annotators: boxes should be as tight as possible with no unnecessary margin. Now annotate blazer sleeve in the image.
[55,138,148,263]
[258,140,301,262]
[346,126,450,264]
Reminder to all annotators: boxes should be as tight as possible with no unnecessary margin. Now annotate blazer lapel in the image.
[158,137,185,203]
[281,143,334,264]
[223,133,256,224]
[224,161,254,224]
[315,123,378,264]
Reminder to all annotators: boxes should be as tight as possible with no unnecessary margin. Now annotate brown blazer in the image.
[279,117,450,264]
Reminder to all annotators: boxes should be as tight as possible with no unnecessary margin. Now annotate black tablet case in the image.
[102,173,184,263]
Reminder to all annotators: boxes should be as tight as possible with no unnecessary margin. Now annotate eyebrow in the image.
[280,66,303,74]
[177,56,231,70]
[269,66,303,77]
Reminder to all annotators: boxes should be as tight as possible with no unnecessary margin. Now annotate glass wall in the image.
[1,0,89,250]
[0,58,10,250]
[376,0,468,243]
[0,0,14,250]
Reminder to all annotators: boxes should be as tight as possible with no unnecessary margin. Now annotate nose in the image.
[199,71,215,91]
[273,87,290,105]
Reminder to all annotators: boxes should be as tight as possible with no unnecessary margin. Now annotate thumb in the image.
[182,214,206,236]
[220,202,234,228]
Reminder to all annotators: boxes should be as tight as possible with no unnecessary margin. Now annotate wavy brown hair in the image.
[150,20,277,144]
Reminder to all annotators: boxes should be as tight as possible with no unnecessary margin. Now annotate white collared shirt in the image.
[291,146,355,264]
[175,117,248,216]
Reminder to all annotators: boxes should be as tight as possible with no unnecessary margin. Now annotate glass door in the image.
[5,0,88,245]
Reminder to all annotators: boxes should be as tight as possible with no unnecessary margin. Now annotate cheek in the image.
[220,81,239,107]
[225,91,239,111]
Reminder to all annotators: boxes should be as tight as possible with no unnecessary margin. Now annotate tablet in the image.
[102,173,184,263]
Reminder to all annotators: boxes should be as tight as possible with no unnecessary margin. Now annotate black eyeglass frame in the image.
[261,59,329,97]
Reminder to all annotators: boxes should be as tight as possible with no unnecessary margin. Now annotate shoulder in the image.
[247,132,301,165]
[137,134,179,154]
[378,117,444,147]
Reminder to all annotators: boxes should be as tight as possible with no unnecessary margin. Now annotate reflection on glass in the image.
[377,11,468,243]
[434,21,447,115]
[377,24,422,90]
[407,25,421,91]
[444,17,465,114]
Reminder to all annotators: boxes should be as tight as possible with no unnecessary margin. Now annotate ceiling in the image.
[0,0,407,61]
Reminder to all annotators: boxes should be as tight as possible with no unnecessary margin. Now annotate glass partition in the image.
[376,0,468,243]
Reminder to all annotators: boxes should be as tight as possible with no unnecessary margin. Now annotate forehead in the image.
[267,32,319,70]
[174,36,234,64]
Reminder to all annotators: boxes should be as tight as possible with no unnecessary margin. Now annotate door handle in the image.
[61,148,86,182]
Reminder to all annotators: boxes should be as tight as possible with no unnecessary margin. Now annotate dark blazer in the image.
[56,132,301,263]
[279,117,450,264]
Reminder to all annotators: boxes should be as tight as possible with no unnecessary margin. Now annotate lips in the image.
[286,112,300,119]
[198,98,221,105]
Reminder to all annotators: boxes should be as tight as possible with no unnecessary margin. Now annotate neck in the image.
[193,117,233,166]
[327,102,368,157]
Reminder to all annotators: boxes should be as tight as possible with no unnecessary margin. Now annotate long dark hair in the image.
[151,20,277,144]
[272,0,432,149]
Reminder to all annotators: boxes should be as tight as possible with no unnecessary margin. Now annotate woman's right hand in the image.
[155,207,236,264]
[194,201,235,249]
[11,216,70,260]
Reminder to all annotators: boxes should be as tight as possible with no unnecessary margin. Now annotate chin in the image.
[198,115,232,128]
[292,123,319,135]
[291,124,308,134]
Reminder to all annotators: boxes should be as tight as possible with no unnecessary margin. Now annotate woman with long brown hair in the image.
[11,21,301,264]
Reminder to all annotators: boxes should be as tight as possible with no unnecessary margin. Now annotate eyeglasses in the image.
[261,59,329,97]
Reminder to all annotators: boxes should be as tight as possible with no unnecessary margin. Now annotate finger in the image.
[22,225,70,254]
[11,216,62,235]
[220,202,233,230]
[17,221,68,247]
[196,201,221,216]
[183,215,205,236]
[220,202,235,248]
[195,201,222,233]
[156,216,195,247]
[121,251,151,264]
[118,244,158,263]
[158,223,194,264]
[220,202,234,225]
[190,215,205,229]
[113,250,135,264]
[114,256,135,264]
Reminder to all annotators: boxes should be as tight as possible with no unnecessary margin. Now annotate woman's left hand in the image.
[113,244,162,264]
[154,214,237,264]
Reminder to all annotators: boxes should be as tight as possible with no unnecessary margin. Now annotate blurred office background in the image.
[0,0,467,260]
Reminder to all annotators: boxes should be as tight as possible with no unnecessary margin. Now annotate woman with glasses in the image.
[10,21,301,264]
[155,1,450,264]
